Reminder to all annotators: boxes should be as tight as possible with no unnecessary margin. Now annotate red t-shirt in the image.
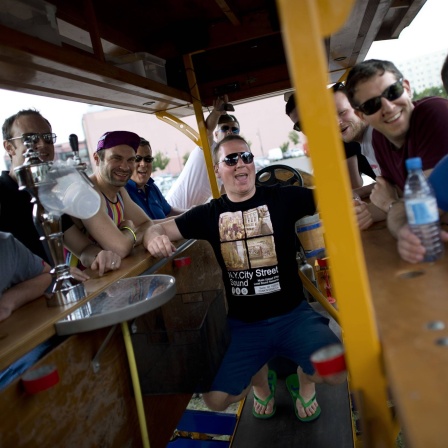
[372,96,448,190]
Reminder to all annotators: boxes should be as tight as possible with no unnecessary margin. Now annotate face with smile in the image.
[215,138,256,202]
[4,114,54,167]
[352,71,413,148]
[214,120,240,143]
[333,91,367,143]
[95,145,136,188]
[131,144,152,188]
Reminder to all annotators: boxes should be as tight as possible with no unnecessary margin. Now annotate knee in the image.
[202,391,231,412]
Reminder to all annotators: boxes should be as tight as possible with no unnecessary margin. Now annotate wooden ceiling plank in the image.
[214,0,241,25]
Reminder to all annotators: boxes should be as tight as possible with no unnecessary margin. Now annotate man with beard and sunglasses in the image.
[285,93,382,229]
[144,134,345,422]
[166,95,240,209]
[346,59,448,213]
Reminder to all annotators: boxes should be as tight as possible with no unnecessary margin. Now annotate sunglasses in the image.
[293,121,301,132]
[219,151,254,166]
[355,78,404,116]
[331,82,345,93]
[135,155,154,163]
[8,132,57,145]
[219,125,240,134]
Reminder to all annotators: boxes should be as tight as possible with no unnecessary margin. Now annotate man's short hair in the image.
[345,59,404,108]
[139,137,150,146]
[331,82,346,94]
[285,93,296,116]
[213,134,249,164]
[217,114,239,125]
[2,109,51,140]
[442,53,448,94]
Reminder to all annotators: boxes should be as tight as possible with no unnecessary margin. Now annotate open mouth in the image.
[385,111,401,124]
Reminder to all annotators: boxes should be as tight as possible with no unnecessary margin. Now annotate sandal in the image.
[286,373,321,422]
[252,370,277,419]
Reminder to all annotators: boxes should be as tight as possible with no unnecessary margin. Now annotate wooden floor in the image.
[231,374,353,448]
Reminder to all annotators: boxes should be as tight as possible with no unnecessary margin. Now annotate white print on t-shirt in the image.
[219,206,280,296]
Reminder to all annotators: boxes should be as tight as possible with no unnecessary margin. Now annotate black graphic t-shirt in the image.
[175,185,316,322]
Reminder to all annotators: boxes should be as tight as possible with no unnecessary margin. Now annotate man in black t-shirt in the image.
[144,135,345,422]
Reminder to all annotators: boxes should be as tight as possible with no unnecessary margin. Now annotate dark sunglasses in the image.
[135,155,154,163]
[219,125,240,134]
[331,82,345,93]
[355,78,404,116]
[293,121,301,132]
[219,151,254,166]
[8,132,57,145]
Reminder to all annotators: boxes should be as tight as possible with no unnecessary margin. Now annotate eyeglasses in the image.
[8,132,57,145]
[219,151,254,166]
[354,78,404,116]
[219,125,240,134]
[331,82,345,93]
[293,121,301,132]
[135,155,154,163]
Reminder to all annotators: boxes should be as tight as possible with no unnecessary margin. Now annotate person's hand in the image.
[354,199,373,230]
[70,267,90,282]
[91,250,122,276]
[213,95,229,114]
[146,235,177,258]
[370,177,398,212]
[397,225,448,263]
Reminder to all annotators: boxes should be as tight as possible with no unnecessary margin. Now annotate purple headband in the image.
[96,131,140,152]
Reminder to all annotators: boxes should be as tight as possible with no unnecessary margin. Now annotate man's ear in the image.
[354,109,365,120]
[93,152,100,166]
[3,140,15,157]
[214,164,221,178]
[403,79,412,98]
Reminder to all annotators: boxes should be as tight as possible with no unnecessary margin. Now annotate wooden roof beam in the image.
[214,0,241,25]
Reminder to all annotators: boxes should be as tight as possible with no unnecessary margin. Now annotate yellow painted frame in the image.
[276,0,399,446]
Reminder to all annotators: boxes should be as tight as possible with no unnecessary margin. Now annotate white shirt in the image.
[165,142,219,209]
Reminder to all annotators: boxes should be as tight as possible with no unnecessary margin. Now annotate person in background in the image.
[125,137,186,221]
[0,231,52,322]
[144,135,345,421]
[285,93,378,230]
[332,82,380,183]
[166,95,240,208]
[67,131,153,268]
[1,109,119,277]
[285,92,371,189]
[331,82,387,229]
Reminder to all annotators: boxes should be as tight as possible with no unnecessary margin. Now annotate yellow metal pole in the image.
[276,0,395,446]
[155,111,202,147]
[299,271,340,324]
[121,321,150,448]
[183,54,221,199]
